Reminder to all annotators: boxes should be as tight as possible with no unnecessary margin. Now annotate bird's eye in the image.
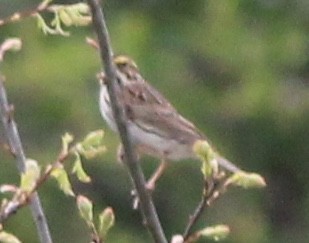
[119,62,128,68]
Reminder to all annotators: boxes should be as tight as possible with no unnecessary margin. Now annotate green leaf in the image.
[70,3,90,14]
[50,11,70,36]
[20,159,41,192]
[58,9,73,26]
[51,3,91,28]
[193,140,217,177]
[36,14,58,35]
[98,207,115,239]
[0,231,21,243]
[81,130,105,148]
[66,3,91,26]
[64,5,91,26]
[62,133,74,154]
[76,130,106,159]
[76,146,106,160]
[72,153,91,183]
[193,140,213,160]
[76,195,93,224]
[198,224,230,241]
[51,166,75,196]
[226,171,266,189]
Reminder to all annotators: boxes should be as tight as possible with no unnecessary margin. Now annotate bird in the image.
[98,55,239,191]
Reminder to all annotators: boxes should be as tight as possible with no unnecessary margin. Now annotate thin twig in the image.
[183,173,228,242]
[0,142,71,224]
[182,180,214,240]
[0,0,50,26]
[0,76,53,243]
[184,231,203,243]
[85,0,167,242]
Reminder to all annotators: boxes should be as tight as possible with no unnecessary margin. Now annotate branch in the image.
[85,0,167,242]
[0,0,50,26]
[182,172,228,242]
[0,145,70,224]
[0,76,53,243]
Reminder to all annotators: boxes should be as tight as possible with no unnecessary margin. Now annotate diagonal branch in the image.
[0,0,50,26]
[182,172,228,242]
[85,0,167,242]
[0,143,71,224]
[0,76,53,243]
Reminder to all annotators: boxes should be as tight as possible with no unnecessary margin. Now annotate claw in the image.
[130,161,168,209]
[145,181,156,192]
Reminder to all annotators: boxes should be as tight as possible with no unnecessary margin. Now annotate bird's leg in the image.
[146,160,168,192]
[118,144,168,190]
[119,144,168,209]
[132,160,168,209]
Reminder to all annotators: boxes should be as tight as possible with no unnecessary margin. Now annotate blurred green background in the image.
[0,0,308,242]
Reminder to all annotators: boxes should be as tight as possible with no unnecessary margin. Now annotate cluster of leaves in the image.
[77,195,115,243]
[55,130,106,196]
[0,130,114,243]
[194,140,266,189]
[0,7,112,242]
[181,140,266,242]
[0,0,92,36]
[37,2,92,36]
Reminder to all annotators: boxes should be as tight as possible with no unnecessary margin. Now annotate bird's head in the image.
[114,55,138,70]
[113,55,141,83]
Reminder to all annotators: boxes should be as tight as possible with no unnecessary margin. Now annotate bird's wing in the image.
[120,80,205,144]
[121,80,175,107]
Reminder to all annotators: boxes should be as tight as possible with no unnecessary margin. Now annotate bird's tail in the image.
[216,156,241,173]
